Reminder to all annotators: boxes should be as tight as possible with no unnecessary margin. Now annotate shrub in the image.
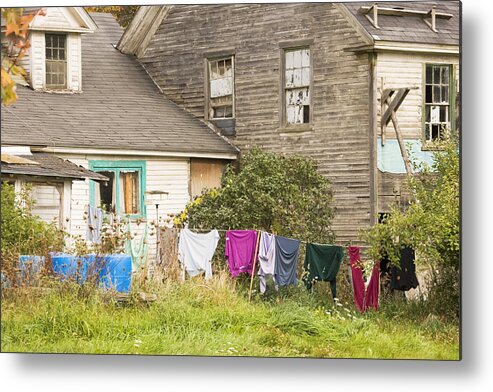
[1,182,65,282]
[176,148,335,243]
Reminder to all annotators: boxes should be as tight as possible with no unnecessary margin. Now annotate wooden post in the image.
[248,230,261,303]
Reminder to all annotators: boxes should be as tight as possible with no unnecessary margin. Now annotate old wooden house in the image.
[118,1,460,242]
[1,7,238,258]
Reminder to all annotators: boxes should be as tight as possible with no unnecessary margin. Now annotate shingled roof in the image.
[1,13,238,157]
[343,1,460,46]
[1,153,108,181]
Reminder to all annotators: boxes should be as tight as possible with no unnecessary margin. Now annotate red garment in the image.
[348,246,380,313]
[363,261,380,311]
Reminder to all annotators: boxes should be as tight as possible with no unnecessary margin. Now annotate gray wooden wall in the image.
[138,3,372,242]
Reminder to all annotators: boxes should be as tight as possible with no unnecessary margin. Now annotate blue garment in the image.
[274,235,300,286]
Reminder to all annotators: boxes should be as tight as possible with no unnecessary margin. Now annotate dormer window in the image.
[45,34,67,89]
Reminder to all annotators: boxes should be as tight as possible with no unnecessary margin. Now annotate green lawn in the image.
[1,275,459,359]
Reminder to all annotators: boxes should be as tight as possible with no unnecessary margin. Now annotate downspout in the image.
[368,51,378,225]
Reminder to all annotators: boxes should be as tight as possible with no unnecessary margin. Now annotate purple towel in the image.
[225,230,258,277]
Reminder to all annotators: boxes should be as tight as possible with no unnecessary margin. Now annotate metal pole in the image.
[155,203,159,262]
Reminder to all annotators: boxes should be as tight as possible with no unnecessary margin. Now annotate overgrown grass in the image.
[1,273,459,359]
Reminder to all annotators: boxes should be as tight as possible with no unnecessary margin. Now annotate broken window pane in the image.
[208,56,234,118]
[440,105,448,122]
[433,65,440,84]
[433,86,441,103]
[441,67,449,85]
[432,124,439,140]
[441,86,449,103]
[424,64,452,142]
[97,171,115,213]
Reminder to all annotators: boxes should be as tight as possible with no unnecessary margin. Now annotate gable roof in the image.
[1,7,97,34]
[343,1,460,46]
[1,12,238,158]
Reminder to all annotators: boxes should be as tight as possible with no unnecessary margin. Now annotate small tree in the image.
[176,148,335,244]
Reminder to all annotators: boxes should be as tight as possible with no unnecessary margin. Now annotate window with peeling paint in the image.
[424,64,452,142]
[208,57,234,119]
[90,161,146,218]
[284,48,310,125]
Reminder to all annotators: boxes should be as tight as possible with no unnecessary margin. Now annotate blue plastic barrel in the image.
[18,255,45,285]
[78,254,97,284]
[99,254,132,293]
[51,254,77,281]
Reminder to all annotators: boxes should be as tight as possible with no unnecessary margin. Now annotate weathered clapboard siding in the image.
[67,33,82,91]
[29,31,45,89]
[56,153,191,258]
[139,3,372,242]
[376,51,460,140]
[30,183,62,225]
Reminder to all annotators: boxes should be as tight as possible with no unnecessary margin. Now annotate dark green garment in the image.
[303,243,345,298]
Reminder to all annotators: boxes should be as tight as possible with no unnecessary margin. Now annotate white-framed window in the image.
[45,33,67,89]
[284,47,311,125]
[207,56,234,119]
[424,64,452,142]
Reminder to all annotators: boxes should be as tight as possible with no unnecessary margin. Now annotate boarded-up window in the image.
[190,158,227,198]
[424,64,451,141]
[45,34,67,89]
[208,57,234,119]
[284,48,310,125]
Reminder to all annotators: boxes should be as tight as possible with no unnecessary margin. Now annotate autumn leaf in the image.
[1,7,45,106]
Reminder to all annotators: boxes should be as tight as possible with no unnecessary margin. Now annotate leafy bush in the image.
[176,147,335,243]
[363,137,459,320]
[1,182,65,281]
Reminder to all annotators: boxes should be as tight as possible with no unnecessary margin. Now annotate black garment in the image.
[390,247,419,291]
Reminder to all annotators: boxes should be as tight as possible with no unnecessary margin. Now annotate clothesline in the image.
[185,227,371,248]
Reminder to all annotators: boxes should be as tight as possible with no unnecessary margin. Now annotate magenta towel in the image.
[363,261,380,312]
[349,246,365,313]
[225,230,258,277]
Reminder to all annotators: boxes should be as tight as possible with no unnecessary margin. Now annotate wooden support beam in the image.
[358,5,453,19]
[382,88,409,127]
[388,105,413,176]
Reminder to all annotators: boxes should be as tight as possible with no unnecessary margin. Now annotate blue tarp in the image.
[377,138,435,174]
